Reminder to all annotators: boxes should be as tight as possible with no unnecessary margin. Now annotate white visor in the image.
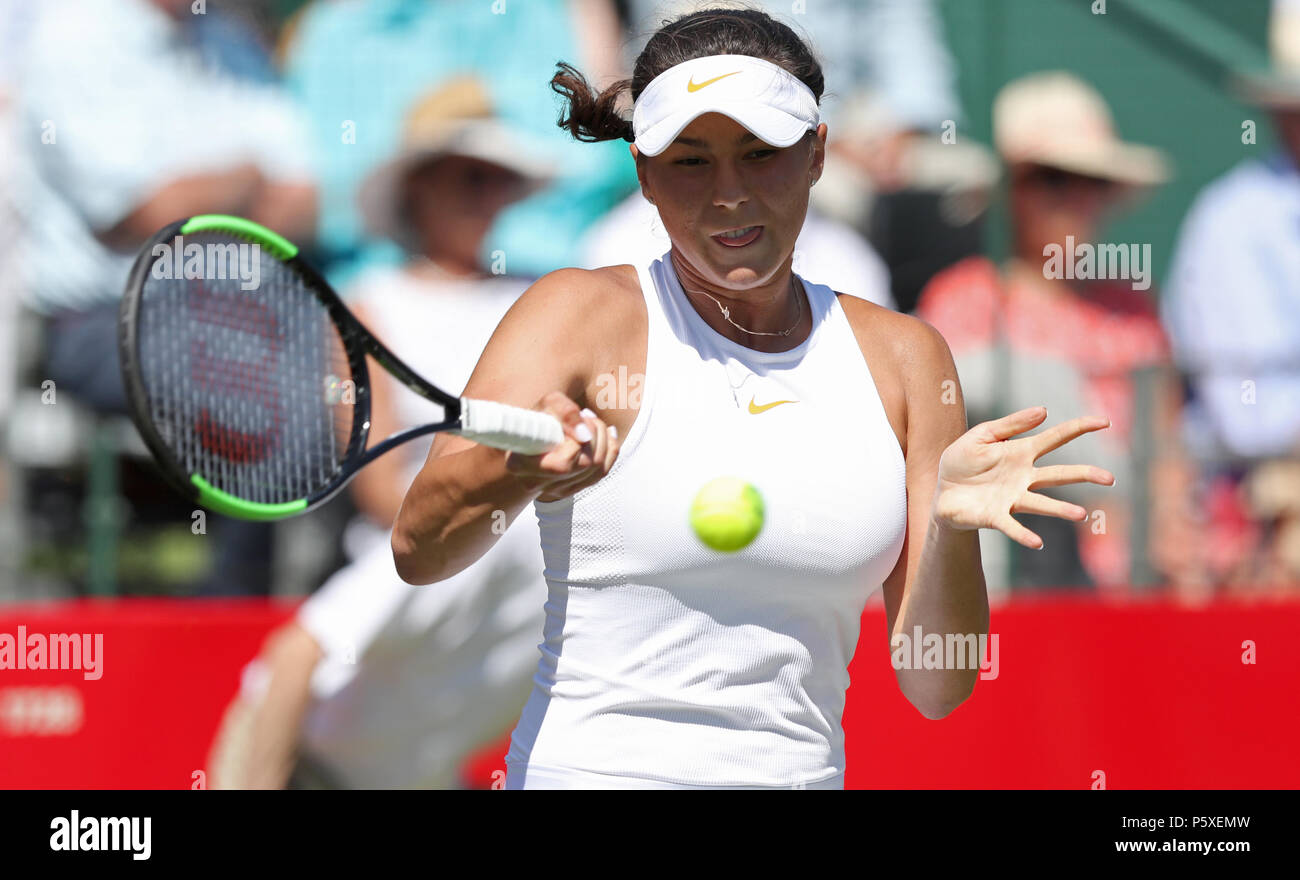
[631,54,819,157]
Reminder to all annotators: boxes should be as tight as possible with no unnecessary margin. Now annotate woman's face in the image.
[634,112,825,290]
[405,155,530,269]
[1008,162,1120,258]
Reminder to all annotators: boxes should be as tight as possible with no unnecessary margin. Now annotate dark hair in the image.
[550,5,826,151]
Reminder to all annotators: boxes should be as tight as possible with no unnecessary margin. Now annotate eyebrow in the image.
[671,131,761,148]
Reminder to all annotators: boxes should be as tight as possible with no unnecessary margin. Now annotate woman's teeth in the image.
[713,226,763,246]
[719,226,757,239]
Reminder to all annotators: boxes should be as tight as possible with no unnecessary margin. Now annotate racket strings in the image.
[138,232,356,506]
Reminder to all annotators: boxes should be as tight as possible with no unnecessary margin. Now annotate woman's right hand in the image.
[505,391,621,502]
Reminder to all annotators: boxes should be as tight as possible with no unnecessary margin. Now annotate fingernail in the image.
[574,422,593,443]
[580,408,596,419]
[609,425,619,439]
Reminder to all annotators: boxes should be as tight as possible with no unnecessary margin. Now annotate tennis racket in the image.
[118,214,564,522]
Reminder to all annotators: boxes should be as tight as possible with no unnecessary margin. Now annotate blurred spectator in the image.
[281,0,636,287]
[344,75,557,554]
[209,78,552,788]
[17,0,317,412]
[186,1,282,83]
[210,509,547,789]
[0,0,37,597]
[916,72,1202,595]
[15,0,318,598]
[578,191,896,310]
[1164,0,1300,589]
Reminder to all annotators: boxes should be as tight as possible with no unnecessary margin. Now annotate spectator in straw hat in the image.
[344,73,556,542]
[357,75,558,285]
[207,78,557,789]
[1166,0,1300,465]
[281,0,633,287]
[915,71,1204,596]
[1163,0,1300,591]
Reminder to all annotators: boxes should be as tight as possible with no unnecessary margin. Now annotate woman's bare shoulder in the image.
[513,264,645,321]
[835,292,962,456]
[835,293,952,376]
[496,264,647,386]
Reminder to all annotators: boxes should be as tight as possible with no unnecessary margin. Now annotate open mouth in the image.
[711,225,763,247]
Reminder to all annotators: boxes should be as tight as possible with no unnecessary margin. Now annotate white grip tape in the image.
[455,397,565,454]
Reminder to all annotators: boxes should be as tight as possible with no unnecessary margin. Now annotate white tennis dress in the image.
[505,250,908,789]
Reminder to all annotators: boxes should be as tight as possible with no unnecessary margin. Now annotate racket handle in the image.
[455,397,566,454]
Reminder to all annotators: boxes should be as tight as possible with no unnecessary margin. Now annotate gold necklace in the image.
[683,274,804,337]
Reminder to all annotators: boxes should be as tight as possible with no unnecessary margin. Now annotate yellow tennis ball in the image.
[690,477,765,552]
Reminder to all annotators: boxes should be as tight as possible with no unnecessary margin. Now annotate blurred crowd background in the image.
[1,0,1298,611]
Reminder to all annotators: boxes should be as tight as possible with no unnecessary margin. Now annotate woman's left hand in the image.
[932,406,1115,549]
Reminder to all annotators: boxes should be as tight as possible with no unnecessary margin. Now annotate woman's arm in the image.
[880,317,1114,718]
[879,319,987,719]
[391,268,621,586]
[242,622,323,789]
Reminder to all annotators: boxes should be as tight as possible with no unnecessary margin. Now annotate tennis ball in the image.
[690,477,765,552]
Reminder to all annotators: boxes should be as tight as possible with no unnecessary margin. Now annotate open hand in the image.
[932,406,1115,549]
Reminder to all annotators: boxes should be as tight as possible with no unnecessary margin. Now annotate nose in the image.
[1062,189,1108,227]
[710,158,749,211]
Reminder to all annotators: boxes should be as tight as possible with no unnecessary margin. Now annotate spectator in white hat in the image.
[1163,0,1300,590]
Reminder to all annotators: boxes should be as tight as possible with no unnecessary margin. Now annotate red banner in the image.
[1,595,1296,789]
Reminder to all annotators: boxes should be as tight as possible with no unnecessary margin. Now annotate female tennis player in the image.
[392,6,1115,790]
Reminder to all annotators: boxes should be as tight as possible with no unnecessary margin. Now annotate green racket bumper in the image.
[191,475,309,521]
[179,214,299,260]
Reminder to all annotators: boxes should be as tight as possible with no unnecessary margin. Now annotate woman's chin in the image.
[711,252,787,285]
[675,242,788,289]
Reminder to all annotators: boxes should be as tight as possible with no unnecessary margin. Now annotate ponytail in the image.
[550,61,634,144]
